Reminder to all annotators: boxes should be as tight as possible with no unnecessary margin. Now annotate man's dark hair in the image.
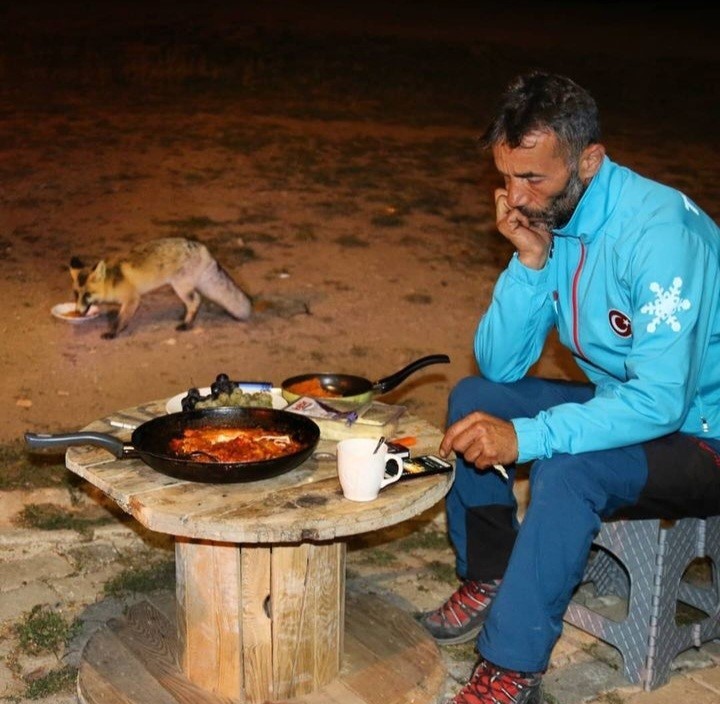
[481,71,601,161]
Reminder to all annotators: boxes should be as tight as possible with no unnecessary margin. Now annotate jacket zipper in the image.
[571,242,587,360]
[698,397,710,433]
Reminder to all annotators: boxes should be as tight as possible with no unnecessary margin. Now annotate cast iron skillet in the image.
[281,353,450,407]
[24,407,320,483]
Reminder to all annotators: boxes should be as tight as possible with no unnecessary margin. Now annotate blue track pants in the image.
[445,375,720,673]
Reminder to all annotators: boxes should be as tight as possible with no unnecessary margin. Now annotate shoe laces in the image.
[429,579,500,628]
[452,659,540,704]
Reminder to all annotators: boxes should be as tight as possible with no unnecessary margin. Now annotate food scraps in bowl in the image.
[51,302,101,323]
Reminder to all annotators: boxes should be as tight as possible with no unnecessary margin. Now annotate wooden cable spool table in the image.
[66,399,453,704]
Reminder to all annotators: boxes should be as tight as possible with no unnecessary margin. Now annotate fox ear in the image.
[91,260,107,280]
[69,257,84,284]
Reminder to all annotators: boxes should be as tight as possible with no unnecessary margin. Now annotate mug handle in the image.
[380,457,404,488]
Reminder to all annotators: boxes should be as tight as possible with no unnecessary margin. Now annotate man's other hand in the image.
[439,411,519,469]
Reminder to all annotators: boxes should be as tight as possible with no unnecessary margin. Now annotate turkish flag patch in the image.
[609,309,632,337]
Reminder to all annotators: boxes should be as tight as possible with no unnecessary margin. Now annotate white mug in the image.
[336,438,404,502]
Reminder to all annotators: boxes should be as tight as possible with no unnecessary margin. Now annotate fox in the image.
[69,237,253,339]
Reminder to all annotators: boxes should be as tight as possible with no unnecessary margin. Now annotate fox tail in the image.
[197,262,252,320]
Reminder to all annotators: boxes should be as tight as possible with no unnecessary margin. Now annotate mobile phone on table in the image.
[398,454,453,480]
[385,441,411,459]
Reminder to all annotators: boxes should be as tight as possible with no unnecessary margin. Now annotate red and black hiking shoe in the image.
[450,659,543,704]
[418,579,500,644]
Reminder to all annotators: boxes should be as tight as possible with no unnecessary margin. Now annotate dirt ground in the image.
[1,1,717,447]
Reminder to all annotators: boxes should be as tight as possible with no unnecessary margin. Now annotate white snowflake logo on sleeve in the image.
[640,277,691,333]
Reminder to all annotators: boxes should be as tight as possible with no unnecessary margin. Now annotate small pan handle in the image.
[373,354,450,394]
[24,431,134,459]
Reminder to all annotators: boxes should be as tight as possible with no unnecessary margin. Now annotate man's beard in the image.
[519,167,587,231]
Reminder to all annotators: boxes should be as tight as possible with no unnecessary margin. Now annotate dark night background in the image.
[2,0,716,140]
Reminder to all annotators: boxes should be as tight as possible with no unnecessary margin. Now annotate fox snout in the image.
[74,292,94,315]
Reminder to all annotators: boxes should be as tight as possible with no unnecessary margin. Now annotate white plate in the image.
[51,302,101,323]
[165,386,288,414]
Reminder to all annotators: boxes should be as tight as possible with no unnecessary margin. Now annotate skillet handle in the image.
[24,431,129,459]
[373,354,450,394]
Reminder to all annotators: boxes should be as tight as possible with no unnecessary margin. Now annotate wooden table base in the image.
[176,539,345,701]
[77,591,447,704]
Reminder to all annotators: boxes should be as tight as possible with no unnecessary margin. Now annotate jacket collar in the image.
[554,155,622,242]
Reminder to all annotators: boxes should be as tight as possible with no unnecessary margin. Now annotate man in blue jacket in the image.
[418,71,720,704]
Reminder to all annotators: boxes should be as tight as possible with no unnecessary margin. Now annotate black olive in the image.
[212,373,234,396]
[211,375,225,395]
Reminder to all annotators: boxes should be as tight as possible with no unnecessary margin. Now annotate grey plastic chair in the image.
[564,516,720,690]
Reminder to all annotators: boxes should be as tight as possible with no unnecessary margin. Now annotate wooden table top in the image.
[65,399,453,544]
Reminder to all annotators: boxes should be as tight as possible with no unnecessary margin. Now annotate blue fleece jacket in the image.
[475,156,720,463]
